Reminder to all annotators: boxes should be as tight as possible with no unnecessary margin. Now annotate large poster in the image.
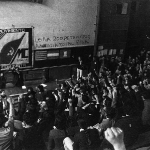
[0,28,32,70]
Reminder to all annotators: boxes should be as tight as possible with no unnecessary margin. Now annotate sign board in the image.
[33,0,97,49]
[0,28,32,70]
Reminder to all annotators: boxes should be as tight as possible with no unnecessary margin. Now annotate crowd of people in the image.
[0,48,150,150]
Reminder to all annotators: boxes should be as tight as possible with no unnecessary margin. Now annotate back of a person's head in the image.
[67,116,78,128]
[27,87,35,95]
[87,103,97,115]
[23,111,37,126]
[54,113,66,130]
[37,85,44,92]
[77,119,87,130]
[104,97,112,108]
[106,108,116,119]
[141,91,150,100]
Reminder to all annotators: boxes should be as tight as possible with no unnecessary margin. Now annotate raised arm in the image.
[105,127,126,150]
[7,97,14,119]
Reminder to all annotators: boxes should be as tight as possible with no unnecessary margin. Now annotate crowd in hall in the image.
[0,48,150,150]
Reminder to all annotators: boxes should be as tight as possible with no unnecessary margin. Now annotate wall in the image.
[0,0,98,81]
[126,0,150,57]
[98,0,131,58]
[0,0,97,49]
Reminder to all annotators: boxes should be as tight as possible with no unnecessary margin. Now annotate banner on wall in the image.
[0,28,32,70]
[34,34,93,49]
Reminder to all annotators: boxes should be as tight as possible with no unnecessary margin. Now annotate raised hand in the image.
[105,127,126,150]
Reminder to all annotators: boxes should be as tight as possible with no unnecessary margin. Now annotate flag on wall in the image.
[0,28,32,69]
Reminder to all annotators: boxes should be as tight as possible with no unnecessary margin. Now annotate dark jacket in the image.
[48,128,66,150]
[73,128,101,150]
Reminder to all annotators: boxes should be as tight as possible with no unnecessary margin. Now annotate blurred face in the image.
[27,89,32,94]
[99,73,102,77]
[46,97,49,101]
[40,101,48,110]
[103,89,108,97]
[88,72,92,78]
[1,91,5,96]
[110,82,115,87]
[134,88,138,92]
[80,90,84,95]
[124,85,129,90]
[125,70,129,74]
[1,91,6,98]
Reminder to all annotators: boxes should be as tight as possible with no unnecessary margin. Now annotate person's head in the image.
[132,58,135,63]
[40,101,48,110]
[93,56,96,61]
[78,56,82,61]
[15,67,19,71]
[60,82,67,91]
[23,111,37,127]
[88,72,92,78]
[125,69,129,74]
[77,119,87,130]
[1,90,6,98]
[36,85,44,93]
[99,72,103,78]
[106,108,116,119]
[102,87,108,97]
[124,84,131,91]
[103,97,112,108]
[119,61,122,66]
[91,88,97,95]
[132,85,139,92]
[54,114,66,130]
[27,87,34,95]
[67,116,78,128]
[79,87,86,95]
[141,91,150,101]
[0,73,3,77]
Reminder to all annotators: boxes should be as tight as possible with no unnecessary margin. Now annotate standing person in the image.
[0,72,6,89]
[14,67,24,87]
[48,114,67,150]
[0,90,8,116]
[89,56,99,75]
[77,56,86,81]
[19,111,46,150]
[63,119,101,150]
[0,97,14,150]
